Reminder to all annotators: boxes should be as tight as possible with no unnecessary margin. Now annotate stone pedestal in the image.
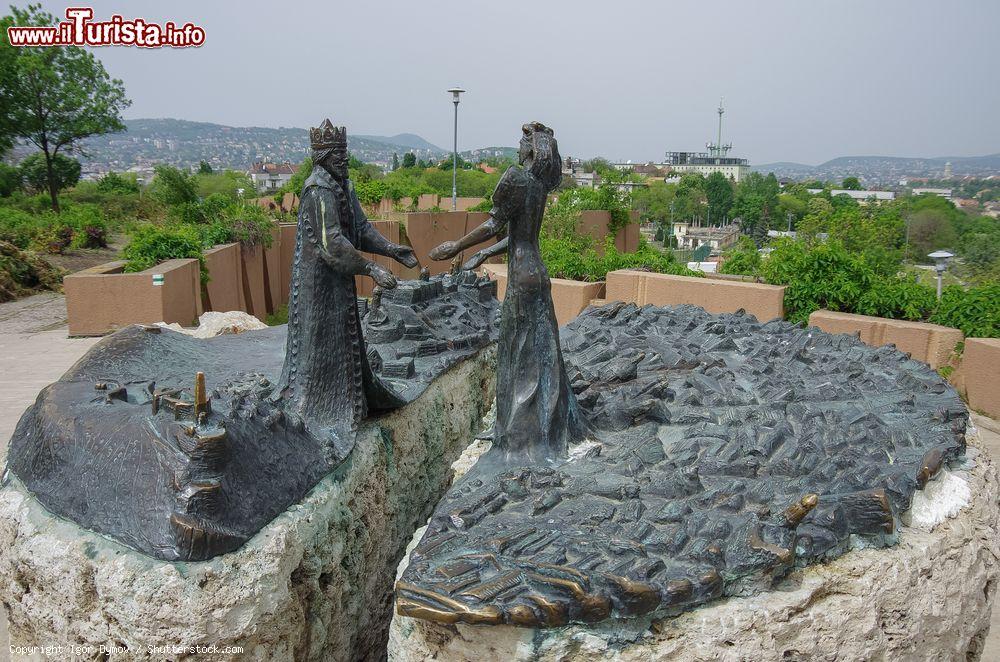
[387,426,1000,662]
[0,347,495,662]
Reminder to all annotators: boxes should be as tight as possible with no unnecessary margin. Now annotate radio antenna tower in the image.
[707,98,732,158]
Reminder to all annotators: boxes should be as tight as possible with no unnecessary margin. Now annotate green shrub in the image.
[719,236,761,276]
[541,237,698,282]
[0,207,43,249]
[760,238,875,324]
[199,203,275,249]
[60,204,108,249]
[122,224,205,281]
[855,277,936,321]
[930,284,1000,338]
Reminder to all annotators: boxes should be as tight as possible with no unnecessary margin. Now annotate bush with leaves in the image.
[122,224,205,281]
[930,284,1000,338]
[96,171,140,195]
[201,203,275,250]
[0,163,22,197]
[0,206,44,249]
[541,236,698,282]
[718,236,762,276]
[148,165,199,206]
[760,238,876,324]
[548,184,632,236]
[60,203,108,249]
[855,277,937,321]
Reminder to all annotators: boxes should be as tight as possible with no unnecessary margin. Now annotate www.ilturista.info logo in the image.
[7,7,205,48]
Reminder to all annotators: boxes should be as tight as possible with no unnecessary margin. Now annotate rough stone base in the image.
[0,346,495,662]
[388,425,1000,662]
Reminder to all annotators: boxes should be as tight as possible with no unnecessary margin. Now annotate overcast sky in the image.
[32,0,1000,164]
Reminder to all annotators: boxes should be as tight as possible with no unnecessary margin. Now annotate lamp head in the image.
[447,87,465,103]
[928,250,954,273]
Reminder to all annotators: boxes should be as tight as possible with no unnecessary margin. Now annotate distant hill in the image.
[72,119,519,172]
[754,153,1000,183]
[76,119,451,171]
[357,133,443,153]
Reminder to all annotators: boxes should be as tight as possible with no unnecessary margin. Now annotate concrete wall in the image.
[354,220,420,298]
[952,338,1000,418]
[606,270,786,322]
[807,310,964,369]
[263,226,283,314]
[576,210,640,255]
[202,243,245,314]
[64,259,203,336]
[482,264,605,327]
[240,245,269,321]
[279,224,296,306]
[403,212,500,276]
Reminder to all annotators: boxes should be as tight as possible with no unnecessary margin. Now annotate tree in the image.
[391,153,399,171]
[0,162,21,197]
[96,171,139,195]
[841,176,862,190]
[19,152,79,193]
[402,152,416,169]
[631,179,676,225]
[148,164,198,206]
[705,171,734,224]
[198,160,213,174]
[732,172,781,239]
[0,5,130,211]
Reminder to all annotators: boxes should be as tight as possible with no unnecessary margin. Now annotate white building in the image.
[912,187,953,200]
[807,189,895,204]
[561,157,601,188]
[248,161,297,192]
[672,222,740,252]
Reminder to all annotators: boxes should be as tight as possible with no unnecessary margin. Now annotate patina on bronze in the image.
[3,120,500,561]
[395,124,968,628]
[429,122,587,462]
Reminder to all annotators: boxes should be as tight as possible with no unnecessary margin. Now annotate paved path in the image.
[0,322,998,659]
[0,291,100,660]
[0,293,71,335]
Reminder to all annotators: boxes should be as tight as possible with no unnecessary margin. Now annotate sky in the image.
[29,0,1000,165]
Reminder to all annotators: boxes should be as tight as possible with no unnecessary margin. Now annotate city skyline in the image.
[27,0,1000,165]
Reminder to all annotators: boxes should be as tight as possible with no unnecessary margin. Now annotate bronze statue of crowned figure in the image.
[429,122,588,463]
[275,119,420,441]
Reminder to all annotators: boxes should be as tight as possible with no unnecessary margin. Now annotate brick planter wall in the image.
[807,310,964,369]
[64,259,203,336]
[606,270,786,322]
[481,264,605,326]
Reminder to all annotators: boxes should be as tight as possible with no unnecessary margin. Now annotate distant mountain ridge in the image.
[754,153,1000,183]
[75,119,502,172]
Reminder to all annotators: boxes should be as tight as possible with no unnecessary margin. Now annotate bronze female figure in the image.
[430,122,586,462]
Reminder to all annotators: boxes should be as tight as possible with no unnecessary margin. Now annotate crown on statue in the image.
[310,119,346,150]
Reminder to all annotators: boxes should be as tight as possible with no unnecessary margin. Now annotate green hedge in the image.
[725,237,1000,337]
[122,224,205,281]
[541,237,699,282]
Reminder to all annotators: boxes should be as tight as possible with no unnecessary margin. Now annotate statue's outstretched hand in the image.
[429,240,459,261]
[462,250,489,271]
[392,244,419,269]
[368,263,398,289]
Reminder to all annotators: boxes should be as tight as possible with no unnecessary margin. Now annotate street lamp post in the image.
[928,250,954,300]
[447,87,465,211]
